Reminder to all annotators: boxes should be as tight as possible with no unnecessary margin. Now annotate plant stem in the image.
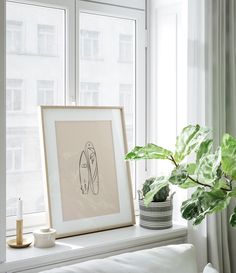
[169,155,230,192]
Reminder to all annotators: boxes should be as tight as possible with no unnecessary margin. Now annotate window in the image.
[6,138,23,172]
[6,1,65,225]
[79,82,99,105]
[37,80,55,105]
[78,2,145,198]
[6,79,23,112]
[3,0,144,242]
[38,24,56,55]
[119,84,133,115]
[6,20,23,54]
[79,12,136,151]
[80,30,100,59]
[119,34,133,63]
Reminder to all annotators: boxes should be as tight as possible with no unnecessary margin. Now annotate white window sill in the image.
[1,221,187,273]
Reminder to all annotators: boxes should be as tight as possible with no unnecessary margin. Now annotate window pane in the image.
[6,2,65,217]
[6,20,23,54]
[79,12,135,151]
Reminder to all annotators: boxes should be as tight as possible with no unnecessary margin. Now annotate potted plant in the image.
[138,177,174,229]
[125,124,236,228]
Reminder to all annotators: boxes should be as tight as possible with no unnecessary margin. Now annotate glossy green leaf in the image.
[174,125,210,163]
[196,148,221,184]
[228,187,236,197]
[181,187,231,225]
[143,176,169,206]
[230,207,236,227]
[179,178,198,189]
[221,134,236,180]
[125,143,172,161]
[213,178,231,191]
[169,165,188,185]
[196,139,213,163]
[187,163,197,175]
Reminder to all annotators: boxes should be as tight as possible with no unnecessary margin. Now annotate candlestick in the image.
[16,219,23,245]
[7,197,32,248]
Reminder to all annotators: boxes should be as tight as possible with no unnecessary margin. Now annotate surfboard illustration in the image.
[79,150,89,194]
[85,141,99,195]
[78,141,99,195]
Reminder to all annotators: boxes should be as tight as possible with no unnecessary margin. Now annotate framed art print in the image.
[40,106,135,238]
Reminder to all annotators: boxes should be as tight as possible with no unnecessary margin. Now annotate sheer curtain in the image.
[188,0,236,272]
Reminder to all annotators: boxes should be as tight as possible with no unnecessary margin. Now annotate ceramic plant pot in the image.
[139,197,173,230]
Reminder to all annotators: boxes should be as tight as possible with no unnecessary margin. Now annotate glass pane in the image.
[79,12,135,192]
[6,2,65,217]
[79,12,135,152]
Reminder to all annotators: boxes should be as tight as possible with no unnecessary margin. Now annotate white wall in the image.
[0,0,6,264]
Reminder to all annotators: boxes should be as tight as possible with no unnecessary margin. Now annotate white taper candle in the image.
[16,198,23,220]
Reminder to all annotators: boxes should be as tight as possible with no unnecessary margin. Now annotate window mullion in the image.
[0,0,6,264]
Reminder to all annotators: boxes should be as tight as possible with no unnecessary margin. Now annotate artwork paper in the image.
[55,120,120,221]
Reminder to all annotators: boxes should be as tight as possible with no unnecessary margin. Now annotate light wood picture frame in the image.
[40,106,135,238]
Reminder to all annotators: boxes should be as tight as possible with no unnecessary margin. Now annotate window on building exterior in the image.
[6,138,23,172]
[38,24,56,56]
[119,84,133,114]
[6,20,23,54]
[119,34,133,63]
[79,82,99,105]
[80,30,100,59]
[6,1,65,224]
[37,80,55,105]
[6,79,23,112]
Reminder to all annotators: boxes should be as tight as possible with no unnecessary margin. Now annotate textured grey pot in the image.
[139,198,173,230]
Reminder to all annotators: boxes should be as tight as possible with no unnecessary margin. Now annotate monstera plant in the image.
[125,125,236,227]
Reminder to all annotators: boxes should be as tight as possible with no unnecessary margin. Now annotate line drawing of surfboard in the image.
[78,141,99,195]
[85,141,99,195]
[79,150,89,194]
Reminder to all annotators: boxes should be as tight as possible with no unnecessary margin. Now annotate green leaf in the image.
[125,143,172,161]
[213,179,229,191]
[196,139,213,163]
[181,187,206,224]
[169,165,188,186]
[143,176,169,206]
[179,178,198,189]
[181,187,231,225]
[230,207,236,227]
[174,125,211,163]
[196,147,221,184]
[228,187,236,197]
[221,134,236,180]
[187,163,197,175]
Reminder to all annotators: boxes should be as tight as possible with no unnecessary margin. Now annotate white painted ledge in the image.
[1,223,187,273]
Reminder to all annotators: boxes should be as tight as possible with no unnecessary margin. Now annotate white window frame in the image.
[1,0,146,262]
[76,1,146,203]
[5,0,76,239]
[0,0,6,264]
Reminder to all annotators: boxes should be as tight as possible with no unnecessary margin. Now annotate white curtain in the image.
[188,0,236,272]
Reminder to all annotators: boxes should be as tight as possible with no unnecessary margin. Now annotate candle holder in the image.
[7,219,32,249]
